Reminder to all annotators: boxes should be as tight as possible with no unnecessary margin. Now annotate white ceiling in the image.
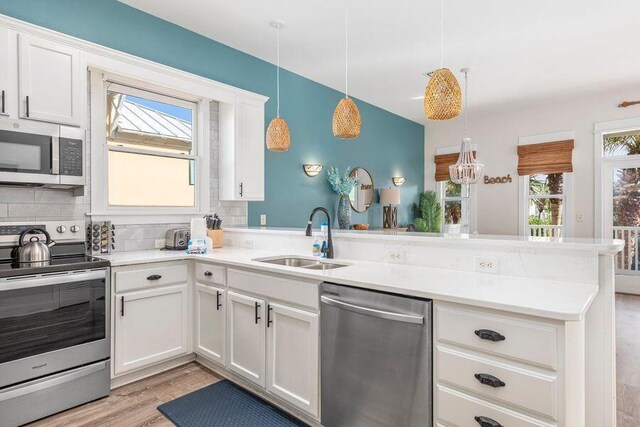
[119,0,640,124]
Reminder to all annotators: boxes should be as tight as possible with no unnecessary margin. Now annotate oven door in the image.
[0,269,110,388]
[0,128,59,185]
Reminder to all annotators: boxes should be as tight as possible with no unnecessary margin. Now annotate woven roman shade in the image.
[434,151,476,181]
[517,140,574,176]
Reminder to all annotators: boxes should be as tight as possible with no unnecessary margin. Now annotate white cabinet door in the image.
[0,27,11,116]
[267,302,319,417]
[195,283,225,365]
[227,291,266,387]
[114,284,189,375]
[18,34,82,126]
[236,97,264,200]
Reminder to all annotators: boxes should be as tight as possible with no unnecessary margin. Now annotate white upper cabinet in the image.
[0,27,11,116]
[219,96,265,201]
[18,34,82,126]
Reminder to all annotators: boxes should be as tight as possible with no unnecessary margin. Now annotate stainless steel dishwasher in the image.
[321,282,432,427]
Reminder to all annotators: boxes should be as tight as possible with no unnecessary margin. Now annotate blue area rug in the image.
[157,379,308,426]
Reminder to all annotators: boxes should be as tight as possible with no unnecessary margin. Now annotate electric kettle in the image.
[16,227,56,264]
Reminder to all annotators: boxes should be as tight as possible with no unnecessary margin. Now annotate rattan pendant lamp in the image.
[266,22,291,152]
[424,0,462,121]
[332,0,361,139]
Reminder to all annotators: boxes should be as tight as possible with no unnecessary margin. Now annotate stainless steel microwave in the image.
[0,119,84,188]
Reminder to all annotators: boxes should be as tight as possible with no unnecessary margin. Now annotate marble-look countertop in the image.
[103,247,598,322]
[224,227,625,255]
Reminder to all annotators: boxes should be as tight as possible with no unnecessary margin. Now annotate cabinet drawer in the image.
[437,384,555,427]
[436,346,558,419]
[435,304,559,369]
[195,263,226,286]
[227,269,319,310]
[115,262,188,293]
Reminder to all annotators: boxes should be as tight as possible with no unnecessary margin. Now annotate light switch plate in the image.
[154,239,165,249]
[260,214,267,226]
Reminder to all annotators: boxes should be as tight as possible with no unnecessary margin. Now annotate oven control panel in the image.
[0,221,86,244]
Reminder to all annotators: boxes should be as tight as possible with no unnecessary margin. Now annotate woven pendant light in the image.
[333,0,361,139]
[424,0,461,121]
[266,22,290,152]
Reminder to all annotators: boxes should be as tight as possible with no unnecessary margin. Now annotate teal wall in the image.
[0,0,424,228]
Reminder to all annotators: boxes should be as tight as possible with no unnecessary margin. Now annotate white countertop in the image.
[225,227,625,255]
[103,247,598,322]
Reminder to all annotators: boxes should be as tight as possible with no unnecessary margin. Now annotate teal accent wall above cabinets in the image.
[0,0,424,228]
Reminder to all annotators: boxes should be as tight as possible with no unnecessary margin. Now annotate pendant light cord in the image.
[464,70,469,138]
[440,0,444,68]
[276,27,281,118]
[345,0,349,98]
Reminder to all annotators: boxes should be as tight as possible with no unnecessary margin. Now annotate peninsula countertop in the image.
[103,247,599,322]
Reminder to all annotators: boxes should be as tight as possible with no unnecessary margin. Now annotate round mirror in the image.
[349,167,375,212]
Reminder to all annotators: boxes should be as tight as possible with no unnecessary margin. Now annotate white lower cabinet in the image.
[227,291,266,387]
[267,302,319,417]
[114,284,189,375]
[195,283,226,365]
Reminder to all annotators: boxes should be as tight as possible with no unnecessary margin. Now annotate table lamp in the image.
[379,188,400,229]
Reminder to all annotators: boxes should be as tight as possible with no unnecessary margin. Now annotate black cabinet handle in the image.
[240,182,243,197]
[475,416,502,427]
[267,305,273,327]
[254,301,261,324]
[475,329,505,342]
[25,95,30,117]
[147,274,162,281]
[1,90,5,114]
[204,271,213,277]
[475,373,506,388]
[216,291,222,310]
[120,296,125,317]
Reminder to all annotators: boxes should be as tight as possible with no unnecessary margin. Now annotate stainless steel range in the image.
[0,221,111,427]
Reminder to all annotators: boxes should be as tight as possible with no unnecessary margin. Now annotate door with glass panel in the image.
[602,130,640,294]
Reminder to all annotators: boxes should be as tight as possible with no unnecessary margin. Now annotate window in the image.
[524,173,567,237]
[106,83,197,207]
[438,180,472,233]
[603,130,640,157]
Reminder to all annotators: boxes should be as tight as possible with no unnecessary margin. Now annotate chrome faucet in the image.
[304,207,334,259]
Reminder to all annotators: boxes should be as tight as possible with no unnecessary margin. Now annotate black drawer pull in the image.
[475,416,502,427]
[1,90,5,114]
[216,291,222,310]
[204,271,213,277]
[475,373,505,388]
[475,329,505,342]
[120,296,125,317]
[25,95,29,117]
[267,305,273,327]
[147,274,162,281]
[254,301,261,324]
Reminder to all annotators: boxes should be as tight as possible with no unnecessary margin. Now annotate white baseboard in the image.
[616,274,640,295]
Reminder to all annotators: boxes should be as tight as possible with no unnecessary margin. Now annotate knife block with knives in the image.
[205,214,223,248]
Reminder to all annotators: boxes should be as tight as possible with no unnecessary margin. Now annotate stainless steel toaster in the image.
[165,228,189,250]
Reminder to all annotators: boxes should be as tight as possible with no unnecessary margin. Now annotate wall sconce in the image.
[392,177,406,186]
[303,164,323,177]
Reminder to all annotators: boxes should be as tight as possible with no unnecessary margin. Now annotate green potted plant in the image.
[413,191,442,233]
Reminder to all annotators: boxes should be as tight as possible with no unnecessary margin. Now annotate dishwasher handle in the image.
[321,295,424,324]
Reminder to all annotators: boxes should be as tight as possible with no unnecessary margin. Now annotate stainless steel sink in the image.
[253,256,348,270]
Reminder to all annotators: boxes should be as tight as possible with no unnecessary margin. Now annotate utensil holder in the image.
[207,229,224,248]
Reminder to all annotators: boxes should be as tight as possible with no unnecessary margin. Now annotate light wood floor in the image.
[27,362,222,427]
[26,295,640,426]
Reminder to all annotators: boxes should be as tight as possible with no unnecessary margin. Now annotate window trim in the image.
[518,131,574,237]
[435,145,477,233]
[90,70,211,222]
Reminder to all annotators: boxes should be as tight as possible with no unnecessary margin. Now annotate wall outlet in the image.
[388,250,404,264]
[154,239,165,249]
[576,213,584,223]
[475,256,498,274]
[260,214,267,226]
[245,239,254,249]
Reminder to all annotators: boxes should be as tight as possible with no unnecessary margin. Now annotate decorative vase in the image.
[337,195,351,230]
